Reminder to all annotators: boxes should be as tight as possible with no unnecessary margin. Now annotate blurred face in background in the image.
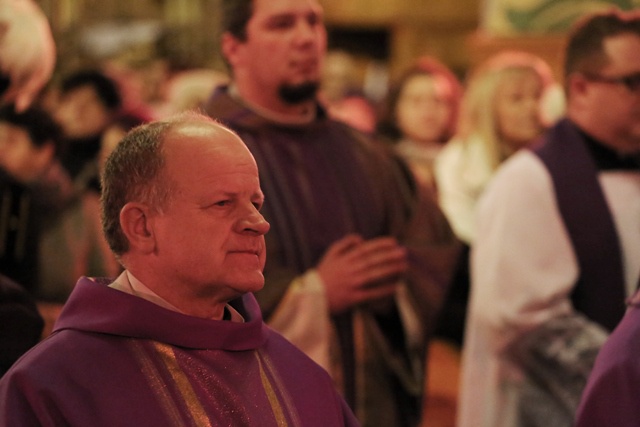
[54,85,113,139]
[494,68,545,151]
[395,73,455,144]
[0,122,51,183]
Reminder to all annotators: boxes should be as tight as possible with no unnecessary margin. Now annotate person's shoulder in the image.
[0,275,38,305]
[492,149,548,184]
[0,275,43,375]
[320,112,374,139]
[479,150,552,209]
[262,327,333,379]
[201,85,249,124]
[436,135,490,179]
[260,328,358,424]
[338,121,399,157]
[436,137,465,161]
[1,329,76,384]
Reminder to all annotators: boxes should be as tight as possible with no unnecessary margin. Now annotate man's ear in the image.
[221,32,243,68]
[566,72,592,112]
[567,72,589,98]
[119,202,156,254]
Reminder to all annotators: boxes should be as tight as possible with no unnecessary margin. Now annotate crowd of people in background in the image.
[1,0,640,426]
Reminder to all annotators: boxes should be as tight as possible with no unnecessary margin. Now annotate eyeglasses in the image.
[582,72,640,92]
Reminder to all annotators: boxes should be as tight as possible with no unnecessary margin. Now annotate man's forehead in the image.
[168,121,245,148]
[603,33,640,73]
[165,123,253,163]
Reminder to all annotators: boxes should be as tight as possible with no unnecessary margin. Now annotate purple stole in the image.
[532,119,625,331]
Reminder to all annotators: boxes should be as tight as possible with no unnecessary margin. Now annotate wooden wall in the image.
[321,0,481,80]
[36,0,571,85]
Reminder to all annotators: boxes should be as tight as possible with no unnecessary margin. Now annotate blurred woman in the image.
[430,51,559,348]
[435,51,557,245]
[380,56,463,191]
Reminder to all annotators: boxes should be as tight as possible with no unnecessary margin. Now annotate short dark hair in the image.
[60,70,122,111]
[0,104,62,151]
[565,9,640,80]
[220,0,254,41]
[101,112,219,256]
[101,120,172,256]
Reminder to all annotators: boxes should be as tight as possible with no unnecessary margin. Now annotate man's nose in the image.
[294,20,318,44]
[239,209,270,235]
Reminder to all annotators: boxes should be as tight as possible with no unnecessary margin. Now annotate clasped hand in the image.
[317,234,409,314]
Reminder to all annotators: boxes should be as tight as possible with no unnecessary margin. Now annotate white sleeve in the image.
[267,270,333,373]
[435,138,494,244]
[435,141,477,244]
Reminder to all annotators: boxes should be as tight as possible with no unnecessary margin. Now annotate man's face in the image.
[151,123,270,303]
[229,0,327,104]
[577,33,640,153]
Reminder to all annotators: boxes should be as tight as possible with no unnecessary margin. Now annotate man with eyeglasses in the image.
[459,9,640,427]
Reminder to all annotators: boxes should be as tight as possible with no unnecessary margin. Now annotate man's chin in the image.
[278,81,319,105]
[232,277,265,295]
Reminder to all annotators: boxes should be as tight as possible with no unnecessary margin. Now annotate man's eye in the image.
[215,201,230,207]
[269,17,294,30]
[307,14,320,27]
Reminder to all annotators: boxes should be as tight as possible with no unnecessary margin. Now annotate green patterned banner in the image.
[482,0,639,35]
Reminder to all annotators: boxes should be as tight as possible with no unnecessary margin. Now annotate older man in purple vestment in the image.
[0,112,359,426]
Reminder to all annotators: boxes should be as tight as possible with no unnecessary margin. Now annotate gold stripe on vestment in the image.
[255,350,290,426]
[256,350,302,426]
[154,342,213,427]
[129,340,186,426]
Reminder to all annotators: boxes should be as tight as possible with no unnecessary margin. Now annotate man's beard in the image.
[278,81,319,105]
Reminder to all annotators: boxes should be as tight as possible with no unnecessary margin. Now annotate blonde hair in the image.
[457,51,554,171]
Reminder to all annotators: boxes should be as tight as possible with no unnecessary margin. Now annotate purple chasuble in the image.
[0,276,359,427]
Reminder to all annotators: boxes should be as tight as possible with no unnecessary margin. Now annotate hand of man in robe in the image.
[317,234,408,314]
